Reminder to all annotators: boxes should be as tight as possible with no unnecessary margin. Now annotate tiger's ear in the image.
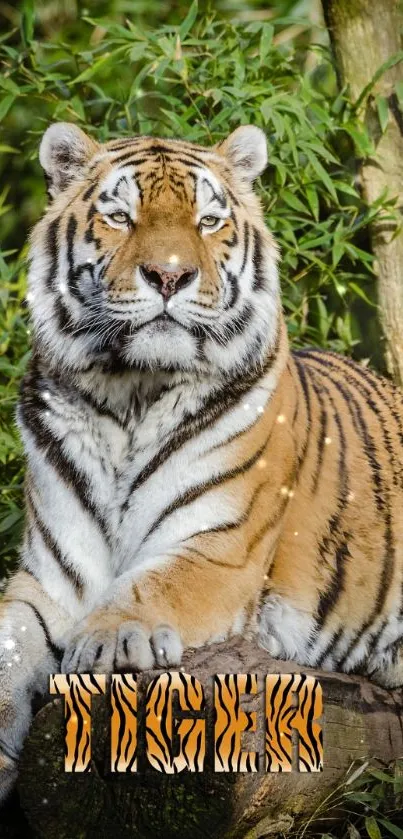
[39,122,99,198]
[217,125,268,182]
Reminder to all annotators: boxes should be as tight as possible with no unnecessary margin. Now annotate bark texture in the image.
[12,639,403,839]
[323,0,403,383]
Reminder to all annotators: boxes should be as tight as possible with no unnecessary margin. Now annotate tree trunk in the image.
[322,0,403,384]
[12,639,403,839]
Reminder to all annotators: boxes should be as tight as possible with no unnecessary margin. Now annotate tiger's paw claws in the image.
[61,621,183,674]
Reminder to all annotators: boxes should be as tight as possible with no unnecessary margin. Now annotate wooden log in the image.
[15,638,403,839]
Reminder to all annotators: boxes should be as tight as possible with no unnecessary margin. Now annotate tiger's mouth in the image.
[153,312,172,322]
[92,309,181,354]
[147,312,176,329]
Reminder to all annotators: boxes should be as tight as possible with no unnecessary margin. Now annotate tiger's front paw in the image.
[61,621,183,674]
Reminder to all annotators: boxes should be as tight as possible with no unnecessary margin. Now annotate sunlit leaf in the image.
[179,1,198,40]
[376,94,390,134]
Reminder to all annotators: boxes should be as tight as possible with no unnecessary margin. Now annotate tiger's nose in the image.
[140,263,198,299]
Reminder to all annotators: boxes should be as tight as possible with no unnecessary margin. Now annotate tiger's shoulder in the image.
[293,346,402,399]
[290,345,403,457]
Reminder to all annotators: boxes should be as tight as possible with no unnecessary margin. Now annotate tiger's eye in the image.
[108,211,130,224]
[200,216,219,228]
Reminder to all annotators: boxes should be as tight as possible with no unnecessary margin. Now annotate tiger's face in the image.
[29,123,280,377]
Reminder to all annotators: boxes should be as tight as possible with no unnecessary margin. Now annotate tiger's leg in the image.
[0,570,72,802]
[365,623,403,688]
[258,592,316,665]
[258,592,403,689]
[368,647,403,688]
[60,547,263,675]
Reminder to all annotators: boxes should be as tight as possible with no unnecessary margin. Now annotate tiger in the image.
[0,120,402,803]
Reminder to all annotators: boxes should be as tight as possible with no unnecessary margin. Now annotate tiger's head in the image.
[29,123,280,378]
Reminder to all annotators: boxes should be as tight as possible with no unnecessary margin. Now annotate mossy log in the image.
[14,638,403,839]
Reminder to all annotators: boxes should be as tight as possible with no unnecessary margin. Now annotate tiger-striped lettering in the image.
[265,675,323,772]
[146,672,206,773]
[214,674,258,772]
[110,674,138,773]
[50,673,106,772]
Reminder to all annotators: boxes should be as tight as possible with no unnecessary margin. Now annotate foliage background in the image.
[0,1,390,579]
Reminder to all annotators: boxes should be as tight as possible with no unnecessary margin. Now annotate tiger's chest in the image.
[60,381,225,568]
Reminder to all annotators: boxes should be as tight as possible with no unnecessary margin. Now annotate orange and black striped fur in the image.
[0,121,402,801]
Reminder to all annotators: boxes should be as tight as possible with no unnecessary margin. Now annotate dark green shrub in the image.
[298,760,403,839]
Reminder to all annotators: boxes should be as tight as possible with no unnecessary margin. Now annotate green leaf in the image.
[260,98,275,123]
[260,23,274,66]
[21,0,35,45]
[379,819,403,839]
[0,510,23,534]
[179,0,198,40]
[0,95,15,122]
[0,77,20,96]
[72,46,128,84]
[343,123,373,156]
[395,80,403,109]
[376,94,389,133]
[348,282,376,306]
[366,814,382,838]
[355,50,403,110]
[130,43,147,62]
[305,149,338,202]
[334,181,359,198]
[305,185,319,221]
[368,768,397,784]
[332,241,344,268]
[281,190,308,214]
[69,95,85,121]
